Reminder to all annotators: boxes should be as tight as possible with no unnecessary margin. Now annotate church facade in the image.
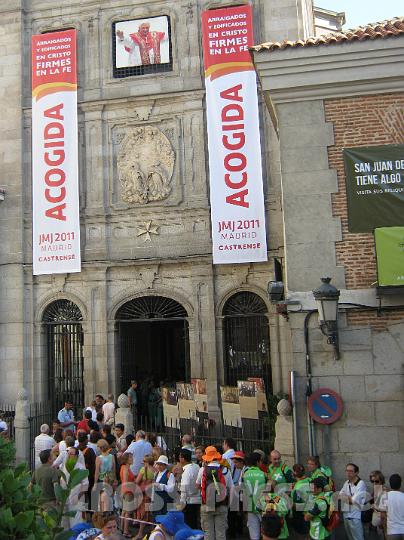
[4,0,404,483]
[0,0,314,415]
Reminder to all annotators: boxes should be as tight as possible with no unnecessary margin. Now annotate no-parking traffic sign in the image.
[308,388,343,425]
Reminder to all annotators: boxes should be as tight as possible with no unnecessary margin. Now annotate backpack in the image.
[319,466,336,492]
[319,495,341,532]
[201,465,228,507]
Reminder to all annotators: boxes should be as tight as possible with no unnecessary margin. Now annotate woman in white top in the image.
[85,400,98,422]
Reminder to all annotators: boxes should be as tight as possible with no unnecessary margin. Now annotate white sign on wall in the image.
[32,29,81,275]
[202,5,267,264]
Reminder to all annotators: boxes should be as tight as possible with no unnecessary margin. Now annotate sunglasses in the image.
[370,479,380,484]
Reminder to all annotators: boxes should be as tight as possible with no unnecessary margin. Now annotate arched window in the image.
[43,300,84,412]
[116,295,187,320]
[116,296,190,400]
[223,292,272,390]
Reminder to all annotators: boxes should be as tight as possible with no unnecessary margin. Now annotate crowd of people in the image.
[29,395,404,540]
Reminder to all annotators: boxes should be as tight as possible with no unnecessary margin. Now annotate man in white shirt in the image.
[339,462,367,540]
[52,435,85,469]
[182,434,196,462]
[102,394,115,425]
[34,424,55,469]
[0,417,8,436]
[380,474,404,540]
[124,429,153,475]
[222,437,236,474]
[179,449,201,529]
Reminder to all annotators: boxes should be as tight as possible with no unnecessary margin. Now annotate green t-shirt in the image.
[32,464,61,502]
[306,493,331,540]
[292,477,312,509]
[268,462,294,484]
[243,466,267,513]
[261,493,289,539]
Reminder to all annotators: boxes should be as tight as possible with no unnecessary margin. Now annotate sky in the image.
[315,0,404,28]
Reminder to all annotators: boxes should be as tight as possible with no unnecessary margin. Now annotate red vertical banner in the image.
[32,29,81,275]
[202,5,267,264]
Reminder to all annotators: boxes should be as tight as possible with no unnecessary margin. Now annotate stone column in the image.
[14,388,30,465]
[274,398,296,467]
[192,269,221,424]
[81,103,107,261]
[115,394,133,435]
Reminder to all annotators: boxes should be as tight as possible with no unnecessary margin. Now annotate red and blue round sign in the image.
[308,388,343,425]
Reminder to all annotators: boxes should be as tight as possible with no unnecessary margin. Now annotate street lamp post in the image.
[312,277,340,359]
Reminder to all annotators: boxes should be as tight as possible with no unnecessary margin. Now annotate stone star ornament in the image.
[137,220,159,241]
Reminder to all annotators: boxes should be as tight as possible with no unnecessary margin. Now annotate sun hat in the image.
[155,511,187,535]
[174,528,204,540]
[202,445,222,462]
[232,451,246,461]
[155,455,169,466]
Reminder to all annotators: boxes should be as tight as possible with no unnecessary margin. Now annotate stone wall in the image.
[272,89,404,488]
[0,2,25,402]
[326,93,404,330]
[291,313,404,486]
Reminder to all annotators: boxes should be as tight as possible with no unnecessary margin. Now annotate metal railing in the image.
[0,402,15,439]
[129,414,273,462]
[26,402,273,470]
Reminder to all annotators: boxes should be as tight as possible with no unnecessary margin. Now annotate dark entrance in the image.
[223,292,272,392]
[116,296,190,393]
[43,300,84,413]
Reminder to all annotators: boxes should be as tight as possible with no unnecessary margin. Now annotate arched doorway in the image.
[116,296,190,396]
[42,300,84,412]
[223,291,272,391]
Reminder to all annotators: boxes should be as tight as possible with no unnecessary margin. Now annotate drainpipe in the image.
[304,310,317,456]
[290,370,299,463]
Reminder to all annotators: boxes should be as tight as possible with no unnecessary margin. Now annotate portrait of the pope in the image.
[115,16,170,68]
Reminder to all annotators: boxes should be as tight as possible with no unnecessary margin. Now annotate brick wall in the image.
[325,93,404,329]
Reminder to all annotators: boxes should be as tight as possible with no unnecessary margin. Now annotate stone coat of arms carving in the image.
[117,126,175,204]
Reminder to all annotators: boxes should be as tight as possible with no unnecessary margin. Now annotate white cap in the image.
[155,455,169,466]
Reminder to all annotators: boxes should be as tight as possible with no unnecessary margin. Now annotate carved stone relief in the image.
[117,126,175,204]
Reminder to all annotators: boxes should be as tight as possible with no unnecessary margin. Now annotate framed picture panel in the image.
[113,15,173,77]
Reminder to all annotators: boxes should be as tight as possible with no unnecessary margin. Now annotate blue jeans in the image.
[344,517,364,540]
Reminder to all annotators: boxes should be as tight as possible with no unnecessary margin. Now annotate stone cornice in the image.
[22,88,206,112]
[253,36,404,103]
